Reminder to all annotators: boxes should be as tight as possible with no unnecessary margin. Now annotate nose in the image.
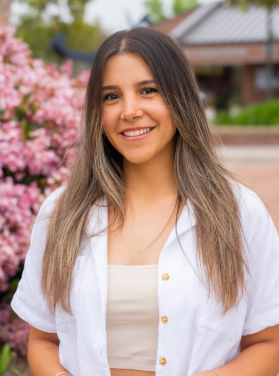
[120,96,144,122]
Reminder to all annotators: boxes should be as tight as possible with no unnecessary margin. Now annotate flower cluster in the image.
[0,177,42,291]
[0,25,90,354]
[0,300,30,357]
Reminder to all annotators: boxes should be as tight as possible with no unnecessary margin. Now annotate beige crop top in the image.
[106,264,159,372]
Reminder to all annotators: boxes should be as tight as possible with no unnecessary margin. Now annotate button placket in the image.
[158,273,169,367]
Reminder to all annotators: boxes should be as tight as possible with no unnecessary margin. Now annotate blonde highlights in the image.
[41,27,252,316]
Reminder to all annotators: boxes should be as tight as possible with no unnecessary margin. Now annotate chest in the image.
[55,226,247,376]
[107,206,180,265]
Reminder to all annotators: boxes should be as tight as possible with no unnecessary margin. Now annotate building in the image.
[154,2,279,109]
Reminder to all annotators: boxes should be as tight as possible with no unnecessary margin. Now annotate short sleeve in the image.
[239,186,279,336]
[10,186,65,333]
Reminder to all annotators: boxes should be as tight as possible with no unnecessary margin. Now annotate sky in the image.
[10,0,214,34]
[84,0,180,33]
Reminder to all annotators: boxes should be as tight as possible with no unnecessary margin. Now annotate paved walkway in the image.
[216,146,279,232]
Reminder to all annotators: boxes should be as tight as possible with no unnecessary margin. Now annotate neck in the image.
[123,141,177,204]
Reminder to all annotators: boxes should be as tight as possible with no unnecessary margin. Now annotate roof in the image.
[170,1,279,44]
[153,8,196,34]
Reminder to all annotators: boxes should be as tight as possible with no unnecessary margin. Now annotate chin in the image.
[124,152,154,165]
[126,157,152,165]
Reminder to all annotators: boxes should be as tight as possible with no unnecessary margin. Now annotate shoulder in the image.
[231,182,279,265]
[231,181,269,229]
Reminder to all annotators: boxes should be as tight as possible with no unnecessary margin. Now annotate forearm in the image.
[28,339,70,376]
[196,341,279,376]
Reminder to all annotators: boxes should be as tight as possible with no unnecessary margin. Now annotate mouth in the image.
[121,127,155,138]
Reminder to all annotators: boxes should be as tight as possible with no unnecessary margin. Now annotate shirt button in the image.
[162,273,169,280]
[161,316,168,323]
[159,357,167,365]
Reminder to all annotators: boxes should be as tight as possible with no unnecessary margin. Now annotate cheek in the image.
[102,108,118,140]
[152,104,176,137]
[150,100,171,121]
[102,107,115,127]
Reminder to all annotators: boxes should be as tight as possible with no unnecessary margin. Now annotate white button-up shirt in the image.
[11,183,279,376]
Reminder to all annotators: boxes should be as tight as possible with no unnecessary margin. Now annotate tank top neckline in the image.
[107,264,158,268]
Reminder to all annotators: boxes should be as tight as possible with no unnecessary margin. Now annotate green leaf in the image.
[0,344,12,376]
[15,107,26,121]
[23,93,31,101]
[8,278,20,293]
[6,367,21,375]
[22,122,31,140]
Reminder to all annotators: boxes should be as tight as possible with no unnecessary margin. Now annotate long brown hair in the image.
[41,27,252,315]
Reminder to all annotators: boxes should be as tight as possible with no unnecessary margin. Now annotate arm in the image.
[195,323,279,376]
[10,188,69,375]
[28,326,70,376]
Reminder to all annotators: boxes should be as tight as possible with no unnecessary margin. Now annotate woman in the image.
[11,27,279,376]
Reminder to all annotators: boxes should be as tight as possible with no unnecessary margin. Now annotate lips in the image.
[122,127,154,137]
[120,126,156,140]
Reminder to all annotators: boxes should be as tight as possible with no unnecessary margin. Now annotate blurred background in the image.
[0,0,279,374]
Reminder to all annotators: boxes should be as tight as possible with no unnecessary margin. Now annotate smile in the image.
[122,128,153,137]
[122,127,154,137]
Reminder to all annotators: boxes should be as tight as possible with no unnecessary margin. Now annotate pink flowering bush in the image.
[0,25,90,355]
[0,300,30,356]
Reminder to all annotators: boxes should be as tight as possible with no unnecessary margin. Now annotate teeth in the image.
[123,128,152,137]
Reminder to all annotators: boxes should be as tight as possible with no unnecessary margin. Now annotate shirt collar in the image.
[86,196,196,241]
[162,200,196,250]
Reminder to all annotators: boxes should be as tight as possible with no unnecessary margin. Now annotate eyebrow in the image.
[102,79,156,91]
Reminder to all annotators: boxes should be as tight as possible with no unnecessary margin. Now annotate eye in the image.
[103,92,119,101]
[141,87,158,95]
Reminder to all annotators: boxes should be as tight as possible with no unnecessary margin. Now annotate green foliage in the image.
[214,110,233,125]
[21,122,30,141]
[64,19,105,52]
[213,100,279,125]
[7,278,20,294]
[144,0,167,24]
[226,0,278,12]
[15,16,63,64]
[0,344,20,376]
[17,0,90,16]
[67,0,91,20]
[172,0,199,14]
[14,0,107,64]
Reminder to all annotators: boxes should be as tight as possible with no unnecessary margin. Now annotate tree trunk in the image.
[0,0,14,25]
[265,6,274,101]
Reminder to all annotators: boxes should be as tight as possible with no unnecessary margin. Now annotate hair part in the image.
[42,27,253,316]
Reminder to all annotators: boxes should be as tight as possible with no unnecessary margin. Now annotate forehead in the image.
[102,54,154,84]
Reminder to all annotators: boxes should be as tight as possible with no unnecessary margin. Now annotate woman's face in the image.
[101,53,177,165]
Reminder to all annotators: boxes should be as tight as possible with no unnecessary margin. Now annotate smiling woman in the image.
[10,27,279,376]
[102,53,177,166]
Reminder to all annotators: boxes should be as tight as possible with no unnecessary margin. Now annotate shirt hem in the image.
[10,294,57,333]
[107,355,156,372]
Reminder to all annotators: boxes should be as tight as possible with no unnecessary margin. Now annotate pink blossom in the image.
[0,300,30,356]
[0,25,90,354]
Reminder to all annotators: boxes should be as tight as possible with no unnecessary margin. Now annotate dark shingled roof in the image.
[170,1,279,44]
